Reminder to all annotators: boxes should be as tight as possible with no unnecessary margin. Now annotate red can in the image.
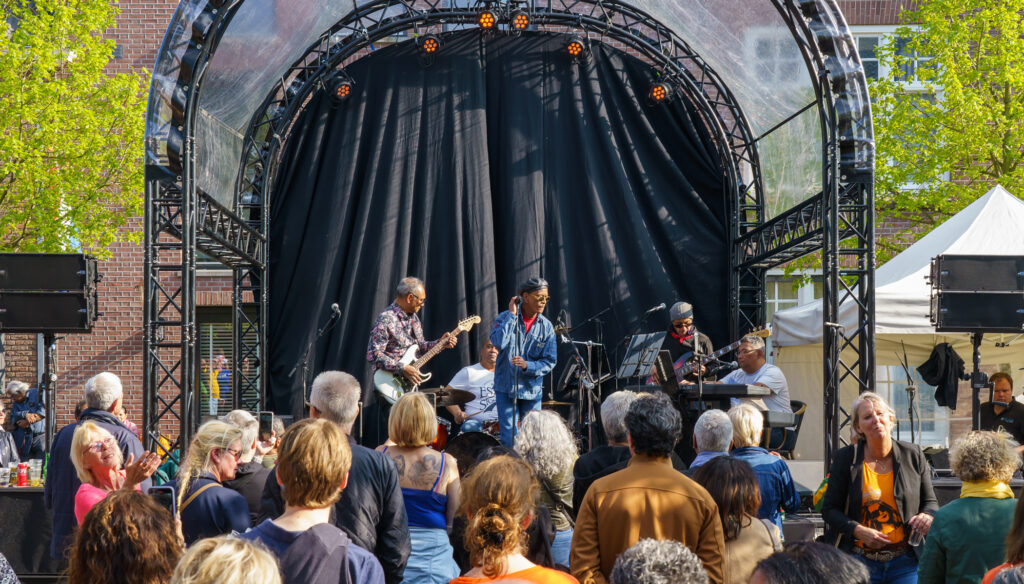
[16,463,27,487]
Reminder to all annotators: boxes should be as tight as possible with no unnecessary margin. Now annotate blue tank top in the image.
[385,447,449,529]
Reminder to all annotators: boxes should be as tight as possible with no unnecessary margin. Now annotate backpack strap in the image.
[760,518,783,551]
[180,482,218,513]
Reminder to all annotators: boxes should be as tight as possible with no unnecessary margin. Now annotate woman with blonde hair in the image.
[920,431,1019,584]
[67,489,183,584]
[821,391,938,584]
[450,455,577,583]
[166,419,250,544]
[514,410,578,568]
[377,392,461,583]
[69,421,160,524]
[171,536,281,584]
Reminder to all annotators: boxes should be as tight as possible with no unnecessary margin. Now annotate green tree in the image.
[871,0,1024,261]
[0,0,146,256]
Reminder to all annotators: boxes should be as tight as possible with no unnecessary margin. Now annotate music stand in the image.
[616,332,667,380]
[652,350,679,397]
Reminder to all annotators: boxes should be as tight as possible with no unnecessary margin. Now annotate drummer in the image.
[445,340,499,435]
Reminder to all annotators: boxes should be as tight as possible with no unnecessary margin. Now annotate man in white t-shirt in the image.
[719,335,791,413]
[445,340,499,433]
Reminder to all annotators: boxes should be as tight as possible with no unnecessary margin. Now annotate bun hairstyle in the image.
[460,455,538,578]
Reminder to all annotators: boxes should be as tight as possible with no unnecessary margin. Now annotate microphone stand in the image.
[289,306,342,410]
[512,300,523,446]
[558,321,600,450]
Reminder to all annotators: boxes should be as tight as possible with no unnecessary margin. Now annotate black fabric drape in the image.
[268,31,728,439]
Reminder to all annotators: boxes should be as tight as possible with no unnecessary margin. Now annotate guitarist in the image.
[665,301,714,382]
[490,277,557,447]
[366,277,457,403]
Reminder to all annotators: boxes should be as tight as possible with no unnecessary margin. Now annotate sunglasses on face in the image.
[88,438,116,453]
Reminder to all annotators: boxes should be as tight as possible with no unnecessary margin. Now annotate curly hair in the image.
[950,430,1021,483]
[693,456,761,542]
[459,455,539,578]
[171,536,281,584]
[67,490,183,584]
[625,392,681,457]
[514,410,578,483]
[610,538,708,584]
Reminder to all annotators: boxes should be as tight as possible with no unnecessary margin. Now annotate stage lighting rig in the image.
[477,7,499,29]
[509,9,531,31]
[417,34,442,56]
[328,71,355,104]
[648,81,673,105]
[566,35,589,61]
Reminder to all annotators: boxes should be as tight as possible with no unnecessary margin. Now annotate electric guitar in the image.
[673,327,771,379]
[373,315,481,404]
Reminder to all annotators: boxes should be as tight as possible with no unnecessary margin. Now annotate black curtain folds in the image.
[267,30,728,428]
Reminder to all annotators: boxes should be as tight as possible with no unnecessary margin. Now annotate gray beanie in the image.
[669,301,693,321]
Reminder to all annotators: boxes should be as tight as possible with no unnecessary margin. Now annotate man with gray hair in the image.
[260,370,410,584]
[572,391,726,584]
[718,335,791,414]
[689,409,732,470]
[367,276,458,404]
[221,410,271,523]
[573,391,688,510]
[6,379,44,460]
[611,538,709,584]
[45,371,150,559]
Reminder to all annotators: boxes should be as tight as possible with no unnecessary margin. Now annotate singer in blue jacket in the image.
[490,277,557,447]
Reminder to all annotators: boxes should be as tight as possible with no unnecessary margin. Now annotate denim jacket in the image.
[731,446,802,530]
[11,388,45,452]
[490,310,557,401]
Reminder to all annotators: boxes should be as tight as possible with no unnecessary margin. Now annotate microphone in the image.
[644,302,666,315]
[513,297,522,305]
[330,303,341,317]
[555,317,570,344]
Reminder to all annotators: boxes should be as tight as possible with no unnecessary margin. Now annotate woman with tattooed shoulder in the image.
[378,392,462,583]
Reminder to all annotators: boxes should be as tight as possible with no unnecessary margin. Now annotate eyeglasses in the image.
[410,294,426,305]
[221,448,241,461]
[87,438,116,453]
[532,295,550,302]
[737,349,757,355]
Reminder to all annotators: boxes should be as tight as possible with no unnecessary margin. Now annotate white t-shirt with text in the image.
[447,363,497,421]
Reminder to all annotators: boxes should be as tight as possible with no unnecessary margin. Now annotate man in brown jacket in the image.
[570,391,726,584]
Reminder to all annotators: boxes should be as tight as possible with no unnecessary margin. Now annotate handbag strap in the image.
[181,482,218,513]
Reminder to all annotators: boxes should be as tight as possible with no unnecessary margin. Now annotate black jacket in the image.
[224,461,271,524]
[821,439,939,558]
[917,343,966,408]
[260,435,409,584]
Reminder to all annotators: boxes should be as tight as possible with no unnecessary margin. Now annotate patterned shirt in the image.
[366,302,439,373]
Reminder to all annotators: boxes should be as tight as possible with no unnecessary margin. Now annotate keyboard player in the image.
[716,334,792,445]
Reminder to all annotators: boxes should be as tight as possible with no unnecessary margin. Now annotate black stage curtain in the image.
[268,30,728,435]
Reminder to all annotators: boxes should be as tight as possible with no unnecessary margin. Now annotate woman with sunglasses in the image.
[69,421,160,525]
[167,420,251,544]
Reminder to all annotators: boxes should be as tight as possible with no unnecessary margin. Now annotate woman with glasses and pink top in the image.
[165,420,251,544]
[69,421,160,524]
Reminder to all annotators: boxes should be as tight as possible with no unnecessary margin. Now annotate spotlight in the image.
[477,8,499,29]
[327,71,355,105]
[510,9,530,30]
[566,36,587,59]
[648,81,673,104]
[418,34,441,55]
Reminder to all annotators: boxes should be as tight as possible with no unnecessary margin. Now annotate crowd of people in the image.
[1,361,1024,584]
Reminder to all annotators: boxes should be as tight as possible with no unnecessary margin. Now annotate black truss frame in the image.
[144,0,874,467]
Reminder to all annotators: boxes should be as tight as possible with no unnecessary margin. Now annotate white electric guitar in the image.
[374,315,481,404]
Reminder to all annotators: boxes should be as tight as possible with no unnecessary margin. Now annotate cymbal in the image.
[416,388,475,408]
[542,400,573,407]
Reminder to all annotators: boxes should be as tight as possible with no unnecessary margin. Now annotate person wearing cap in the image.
[665,302,714,383]
[6,380,45,460]
[489,277,558,447]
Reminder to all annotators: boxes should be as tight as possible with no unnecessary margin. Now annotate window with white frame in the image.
[745,26,806,89]
[851,26,931,90]
[765,271,822,324]
[875,366,949,447]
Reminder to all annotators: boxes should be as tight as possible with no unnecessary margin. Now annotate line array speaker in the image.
[929,255,1024,333]
[0,253,99,333]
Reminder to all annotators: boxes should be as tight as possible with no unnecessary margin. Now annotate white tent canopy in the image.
[775,185,1024,344]
[771,185,1024,462]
